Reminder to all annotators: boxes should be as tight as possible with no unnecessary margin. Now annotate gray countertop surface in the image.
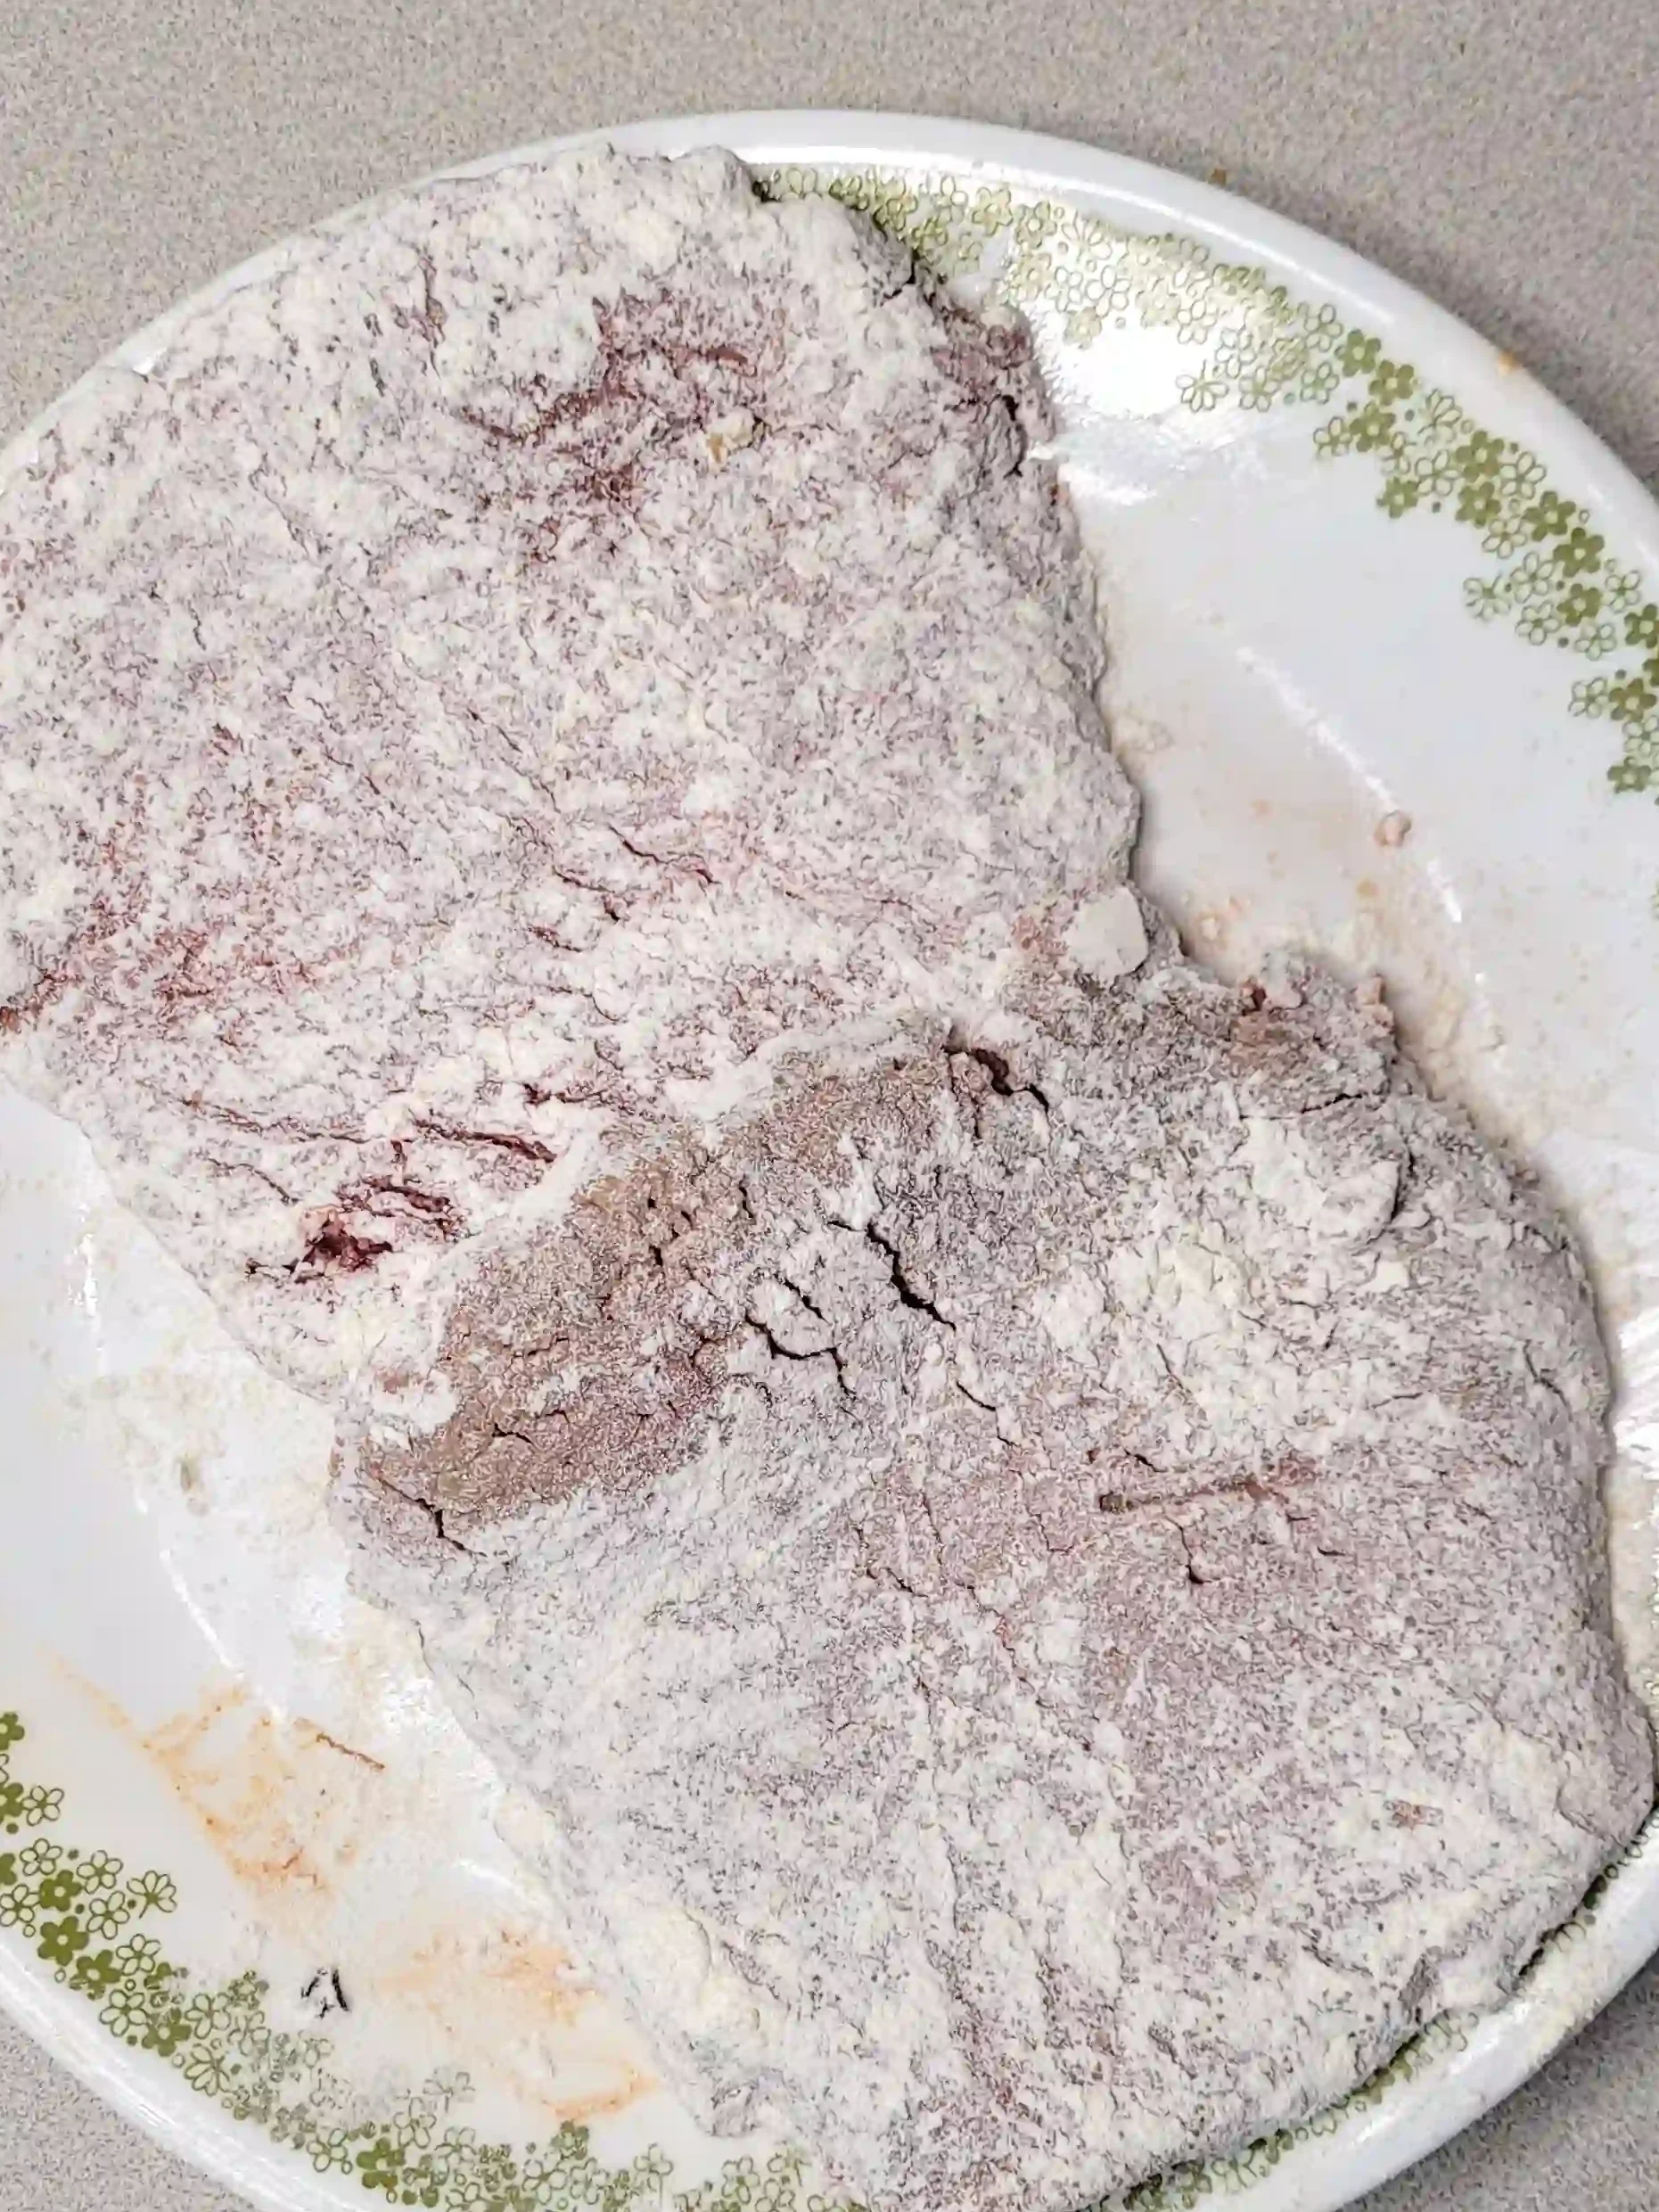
[3,2,1657,2206]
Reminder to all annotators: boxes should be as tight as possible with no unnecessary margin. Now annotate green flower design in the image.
[1454,428,1507,479]
[226,2077,278,2128]
[0,1854,15,1887]
[181,1989,234,2036]
[18,1840,61,1879]
[1499,450,1547,502]
[0,1887,37,1934]
[969,183,1013,233]
[1418,388,1465,434]
[304,2128,354,2176]
[131,1870,178,1914]
[69,1948,125,1998]
[1560,584,1604,626]
[357,2136,407,2196]
[464,2143,520,2197]
[115,1926,161,1963]
[1003,248,1054,304]
[1456,481,1502,527]
[1625,602,1659,649]
[267,2101,313,2150]
[99,1989,150,2043]
[1177,371,1226,412]
[81,1890,136,1940]
[1610,759,1654,794]
[0,1782,29,1831]
[0,1715,22,1754]
[1507,547,1559,602]
[1526,489,1578,539]
[1481,511,1532,559]
[1213,327,1264,379]
[141,2007,193,2059]
[1162,232,1212,273]
[27,1789,62,1829]
[1413,451,1459,499]
[1369,360,1417,405]
[1379,476,1421,518]
[1337,330,1382,376]
[1555,527,1606,578]
[37,1915,91,1966]
[393,2101,439,2152]
[1349,402,1398,454]
[1610,676,1659,724]
[36,1869,79,1912]
[78,1850,122,1893]
[395,2153,445,2208]
[1604,565,1644,612]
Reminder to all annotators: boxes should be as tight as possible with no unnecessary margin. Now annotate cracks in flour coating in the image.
[946,1033,1053,1122]
[407,1117,560,1167]
[1167,1519,1211,1590]
[365,1465,478,1559]
[744,1299,853,1400]
[862,1216,952,1329]
[344,949,1652,2212]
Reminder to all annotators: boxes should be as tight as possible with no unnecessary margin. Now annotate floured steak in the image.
[348,948,1651,2211]
[0,144,1132,1415]
[0,145,1649,2212]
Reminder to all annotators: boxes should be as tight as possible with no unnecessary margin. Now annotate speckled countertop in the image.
[4,2,1658,2207]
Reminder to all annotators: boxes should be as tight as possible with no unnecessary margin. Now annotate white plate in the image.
[3,111,1658,2212]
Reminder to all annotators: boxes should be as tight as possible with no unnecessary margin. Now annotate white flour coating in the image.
[348,949,1653,2210]
[0,146,1651,2210]
[0,146,1130,1418]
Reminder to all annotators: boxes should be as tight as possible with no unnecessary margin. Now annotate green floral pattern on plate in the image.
[1,1715,817,2208]
[4,1707,1654,2209]
[4,163,1657,2211]
[766,167,1659,795]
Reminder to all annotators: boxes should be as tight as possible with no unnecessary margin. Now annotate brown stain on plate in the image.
[372,1924,657,2121]
[64,1669,384,1914]
[554,2063,657,2125]
[142,1682,379,1906]
[378,1923,585,2027]
[64,1664,658,2122]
